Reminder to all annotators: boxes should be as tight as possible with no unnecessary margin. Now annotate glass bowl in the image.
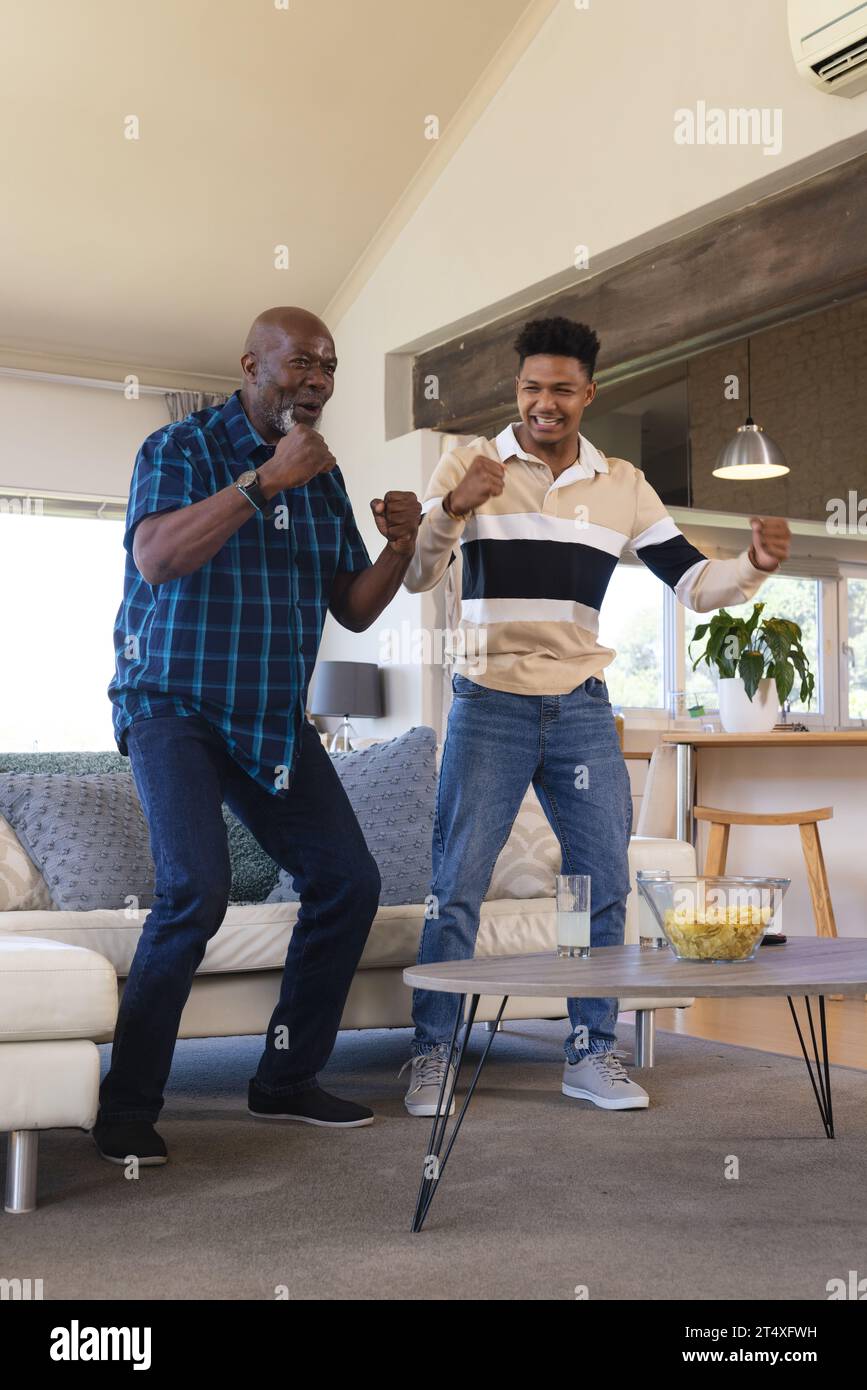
[636,876,790,962]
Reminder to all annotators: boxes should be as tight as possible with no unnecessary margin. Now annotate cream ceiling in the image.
[0,0,534,384]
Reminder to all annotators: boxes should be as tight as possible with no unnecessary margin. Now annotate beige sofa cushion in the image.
[0,933,118,1042]
[0,812,54,912]
[0,898,561,978]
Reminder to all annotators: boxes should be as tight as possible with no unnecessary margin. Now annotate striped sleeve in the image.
[123,428,209,554]
[402,448,469,594]
[630,469,769,613]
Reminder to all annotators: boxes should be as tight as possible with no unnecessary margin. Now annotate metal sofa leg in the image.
[5,1131,38,1215]
[634,1010,655,1068]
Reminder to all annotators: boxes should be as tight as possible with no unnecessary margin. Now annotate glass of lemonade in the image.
[556,874,591,959]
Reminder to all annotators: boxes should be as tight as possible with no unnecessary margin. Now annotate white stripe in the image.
[632,516,681,550]
[460,597,600,634]
[674,557,711,606]
[462,512,627,557]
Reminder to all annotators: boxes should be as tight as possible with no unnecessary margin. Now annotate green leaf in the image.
[773,662,795,706]
[761,626,791,668]
[738,650,765,700]
[744,602,765,639]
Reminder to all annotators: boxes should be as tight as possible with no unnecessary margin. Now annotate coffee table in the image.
[404,937,867,1232]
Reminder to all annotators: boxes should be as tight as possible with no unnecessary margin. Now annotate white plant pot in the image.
[718,677,779,734]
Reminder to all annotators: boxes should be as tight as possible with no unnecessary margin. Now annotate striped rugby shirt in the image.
[404,422,769,696]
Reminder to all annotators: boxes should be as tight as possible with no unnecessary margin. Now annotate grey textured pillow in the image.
[0,773,155,912]
[0,754,279,906]
[266,726,437,907]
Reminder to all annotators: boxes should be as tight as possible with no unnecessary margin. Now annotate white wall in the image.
[316,425,440,741]
[332,0,867,357]
[0,377,169,500]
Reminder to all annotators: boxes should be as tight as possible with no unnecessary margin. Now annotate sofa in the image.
[0,933,117,1212]
[0,735,696,1071]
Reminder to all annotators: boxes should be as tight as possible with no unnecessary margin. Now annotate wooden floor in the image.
[625,996,867,1070]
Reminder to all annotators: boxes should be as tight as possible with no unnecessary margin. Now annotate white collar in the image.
[494,423,609,486]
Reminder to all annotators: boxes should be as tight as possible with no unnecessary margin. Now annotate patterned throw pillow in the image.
[0,773,156,912]
[0,812,54,911]
[486,784,561,900]
[267,726,437,907]
[0,754,279,906]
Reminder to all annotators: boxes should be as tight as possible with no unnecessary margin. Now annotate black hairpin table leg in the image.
[787,995,834,1139]
[411,994,508,1232]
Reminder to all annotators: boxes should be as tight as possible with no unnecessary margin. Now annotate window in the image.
[682,575,822,716]
[0,511,126,750]
[596,556,867,726]
[599,563,665,710]
[845,576,867,721]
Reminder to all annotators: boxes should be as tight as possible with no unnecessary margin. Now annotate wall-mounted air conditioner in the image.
[788,0,867,95]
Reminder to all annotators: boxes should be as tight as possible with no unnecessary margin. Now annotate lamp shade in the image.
[713,421,789,481]
[307,661,383,718]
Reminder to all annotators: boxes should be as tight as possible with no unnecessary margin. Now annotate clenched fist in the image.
[258,422,335,496]
[370,491,422,557]
[447,454,507,517]
[749,516,791,572]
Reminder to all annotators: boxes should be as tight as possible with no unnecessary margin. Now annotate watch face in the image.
[237,469,258,488]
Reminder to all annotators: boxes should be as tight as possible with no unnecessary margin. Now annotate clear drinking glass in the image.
[556,874,591,959]
[637,869,671,947]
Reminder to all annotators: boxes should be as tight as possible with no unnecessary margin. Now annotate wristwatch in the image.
[235,468,274,519]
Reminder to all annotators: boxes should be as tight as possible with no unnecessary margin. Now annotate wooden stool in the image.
[693,806,837,939]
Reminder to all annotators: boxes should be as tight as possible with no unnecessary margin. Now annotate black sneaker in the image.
[247,1080,373,1127]
[91,1120,168,1165]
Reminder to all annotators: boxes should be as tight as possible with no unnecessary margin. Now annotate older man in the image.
[100,307,420,1165]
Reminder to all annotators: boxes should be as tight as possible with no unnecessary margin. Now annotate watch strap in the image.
[236,472,274,520]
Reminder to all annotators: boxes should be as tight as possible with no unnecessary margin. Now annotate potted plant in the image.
[689,603,815,733]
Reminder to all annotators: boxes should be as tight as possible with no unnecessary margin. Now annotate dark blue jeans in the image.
[98,714,380,1124]
[412,674,632,1061]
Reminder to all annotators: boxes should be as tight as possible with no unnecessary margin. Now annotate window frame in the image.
[838,564,867,728]
[613,564,859,731]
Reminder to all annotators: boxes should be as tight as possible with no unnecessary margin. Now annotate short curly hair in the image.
[514,316,601,379]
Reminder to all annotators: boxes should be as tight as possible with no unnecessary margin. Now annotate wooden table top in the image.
[661,731,867,747]
[404,937,867,999]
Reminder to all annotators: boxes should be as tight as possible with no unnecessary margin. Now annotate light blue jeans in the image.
[412,673,632,1063]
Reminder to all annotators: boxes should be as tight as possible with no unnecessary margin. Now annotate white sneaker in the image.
[562,1051,649,1110]
[401,1048,456,1117]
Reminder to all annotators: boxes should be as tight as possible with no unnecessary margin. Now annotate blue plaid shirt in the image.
[109,391,371,795]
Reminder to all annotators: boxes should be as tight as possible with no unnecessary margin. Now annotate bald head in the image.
[240,306,337,442]
[243,306,332,357]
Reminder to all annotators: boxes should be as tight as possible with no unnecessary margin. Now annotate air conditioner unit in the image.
[788,0,867,95]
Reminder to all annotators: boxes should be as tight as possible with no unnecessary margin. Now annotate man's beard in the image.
[261,398,322,436]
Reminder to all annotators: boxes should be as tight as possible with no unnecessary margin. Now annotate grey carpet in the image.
[2,1022,865,1301]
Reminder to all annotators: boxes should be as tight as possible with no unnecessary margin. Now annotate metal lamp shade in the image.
[713,421,789,480]
[307,661,383,718]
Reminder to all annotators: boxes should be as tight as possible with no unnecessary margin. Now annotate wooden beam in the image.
[412,151,867,435]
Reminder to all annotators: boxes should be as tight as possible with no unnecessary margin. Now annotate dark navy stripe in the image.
[636,535,707,588]
[460,538,618,608]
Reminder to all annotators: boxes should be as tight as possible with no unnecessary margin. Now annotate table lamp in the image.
[307,661,383,752]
